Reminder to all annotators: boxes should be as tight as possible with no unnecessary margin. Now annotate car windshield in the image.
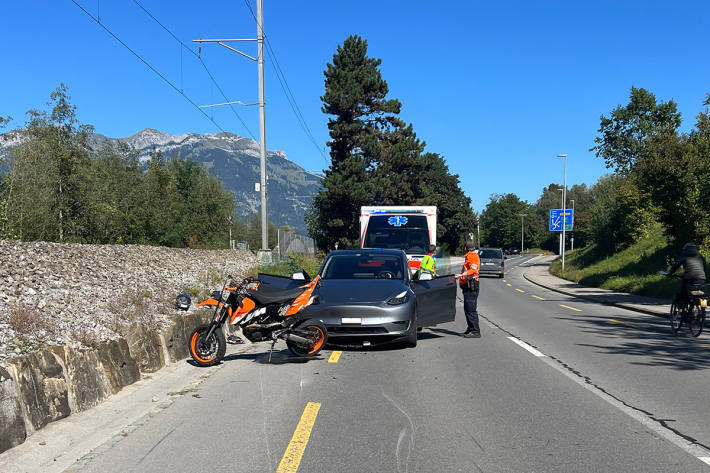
[321,253,405,280]
[479,249,503,259]
[362,215,430,254]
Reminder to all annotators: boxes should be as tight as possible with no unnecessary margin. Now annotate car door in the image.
[411,274,458,327]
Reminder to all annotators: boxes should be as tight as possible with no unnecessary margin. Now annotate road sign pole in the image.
[557,154,568,271]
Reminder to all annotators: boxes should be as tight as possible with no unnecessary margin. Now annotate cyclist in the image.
[668,242,707,307]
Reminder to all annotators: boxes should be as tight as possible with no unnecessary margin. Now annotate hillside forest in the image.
[479,87,710,260]
[0,85,286,250]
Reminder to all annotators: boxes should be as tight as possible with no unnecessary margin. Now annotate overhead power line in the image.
[242,0,329,164]
[131,0,257,140]
[70,0,226,133]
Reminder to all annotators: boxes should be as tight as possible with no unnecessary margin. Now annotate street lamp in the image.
[520,214,527,253]
[557,154,568,271]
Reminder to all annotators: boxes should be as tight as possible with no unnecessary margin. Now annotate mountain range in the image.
[1,128,322,233]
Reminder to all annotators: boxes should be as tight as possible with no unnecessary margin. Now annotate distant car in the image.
[508,248,520,255]
[478,247,506,278]
[300,249,457,347]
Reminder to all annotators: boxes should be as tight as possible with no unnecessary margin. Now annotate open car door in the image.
[411,274,457,327]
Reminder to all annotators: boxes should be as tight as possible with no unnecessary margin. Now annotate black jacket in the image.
[669,245,707,282]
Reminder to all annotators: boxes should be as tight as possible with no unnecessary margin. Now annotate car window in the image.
[321,253,404,279]
[362,215,430,254]
[479,249,503,259]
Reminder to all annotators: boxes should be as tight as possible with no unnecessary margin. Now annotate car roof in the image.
[327,248,406,257]
[479,247,503,252]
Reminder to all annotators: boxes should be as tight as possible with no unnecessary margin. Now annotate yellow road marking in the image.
[502,279,507,283]
[607,318,637,329]
[276,402,321,473]
[532,295,545,300]
[328,351,342,363]
[515,288,525,293]
[560,304,582,312]
[506,283,512,287]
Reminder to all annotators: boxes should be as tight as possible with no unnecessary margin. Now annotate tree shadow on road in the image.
[555,313,710,371]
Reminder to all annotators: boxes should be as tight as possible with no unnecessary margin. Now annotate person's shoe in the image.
[463,331,481,338]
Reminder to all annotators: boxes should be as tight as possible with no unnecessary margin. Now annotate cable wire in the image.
[70,0,226,132]
[131,0,257,140]
[242,0,328,164]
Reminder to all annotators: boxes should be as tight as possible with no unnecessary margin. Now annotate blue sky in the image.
[2,1,709,212]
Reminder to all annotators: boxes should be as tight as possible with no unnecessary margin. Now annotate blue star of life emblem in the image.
[388,216,408,227]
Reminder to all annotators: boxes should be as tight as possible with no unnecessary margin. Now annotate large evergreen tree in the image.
[309,35,476,252]
[309,35,401,249]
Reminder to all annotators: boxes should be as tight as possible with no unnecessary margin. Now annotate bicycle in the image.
[662,272,707,337]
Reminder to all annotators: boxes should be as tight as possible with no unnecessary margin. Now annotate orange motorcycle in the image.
[189,274,326,365]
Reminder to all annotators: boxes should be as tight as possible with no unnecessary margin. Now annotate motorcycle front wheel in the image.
[189,324,226,367]
[286,319,327,357]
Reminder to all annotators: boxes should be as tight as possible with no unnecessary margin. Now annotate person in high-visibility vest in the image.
[417,245,437,279]
[455,240,481,338]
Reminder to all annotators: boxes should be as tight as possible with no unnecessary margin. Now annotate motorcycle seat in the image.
[247,287,303,306]
[690,290,705,297]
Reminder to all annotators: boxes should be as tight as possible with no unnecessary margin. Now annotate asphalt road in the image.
[77,255,710,473]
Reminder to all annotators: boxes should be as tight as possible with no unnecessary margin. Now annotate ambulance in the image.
[360,206,437,273]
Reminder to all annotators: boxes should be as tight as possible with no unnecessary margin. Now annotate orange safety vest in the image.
[459,250,480,287]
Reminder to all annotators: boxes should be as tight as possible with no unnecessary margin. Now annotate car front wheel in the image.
[404,321,418,348]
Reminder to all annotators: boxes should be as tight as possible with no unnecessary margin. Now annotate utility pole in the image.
[520,214,527,253]
[193,0,269,252]
[256,0,268,251]
[477,219,481,249]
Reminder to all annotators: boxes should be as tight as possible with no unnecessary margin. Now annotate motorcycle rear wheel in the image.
[189,324,226,367]
[287,319,327,357]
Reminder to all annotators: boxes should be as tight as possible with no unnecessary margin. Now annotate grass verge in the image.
[522,248,555,256]
[549,224,679,299]
[248,252,324,279]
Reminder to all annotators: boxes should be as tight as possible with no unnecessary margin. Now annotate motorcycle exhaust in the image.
[283,333,311,345]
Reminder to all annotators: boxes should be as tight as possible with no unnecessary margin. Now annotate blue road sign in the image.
[549,209,574,231]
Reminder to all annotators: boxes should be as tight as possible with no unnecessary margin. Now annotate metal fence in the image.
[277,229,316,257]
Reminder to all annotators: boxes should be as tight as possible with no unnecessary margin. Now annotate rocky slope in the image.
[0,240,257,365]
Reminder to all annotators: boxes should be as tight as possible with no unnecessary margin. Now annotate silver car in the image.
[301,249,457,347]
[478,247,506,278]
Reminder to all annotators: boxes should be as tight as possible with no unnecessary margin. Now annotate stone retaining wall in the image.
[0,309,215,454]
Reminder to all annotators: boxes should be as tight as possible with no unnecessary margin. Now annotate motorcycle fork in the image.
[204,310,226,342]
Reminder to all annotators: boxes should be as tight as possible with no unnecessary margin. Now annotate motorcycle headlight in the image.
[387,290,409,305]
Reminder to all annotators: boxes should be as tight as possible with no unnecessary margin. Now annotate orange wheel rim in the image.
[307,326,325,354]
[190,332,215,363]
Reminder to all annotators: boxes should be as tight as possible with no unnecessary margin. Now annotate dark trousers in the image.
[462,286,480,332]
[677,279,705,306]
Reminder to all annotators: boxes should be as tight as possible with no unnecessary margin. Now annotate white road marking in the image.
[507,336,546,357]
[698,457,710,466]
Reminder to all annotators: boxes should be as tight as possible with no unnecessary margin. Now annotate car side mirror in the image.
[435,246,443,258]
[290,272,307,280]
[504,256,507,260]
[418,272,433,281]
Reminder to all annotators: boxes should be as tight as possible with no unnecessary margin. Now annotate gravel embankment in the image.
[0,240,257,364]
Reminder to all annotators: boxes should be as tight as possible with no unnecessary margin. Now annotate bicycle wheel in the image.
[669,302,682,333]
[688,305,705,337]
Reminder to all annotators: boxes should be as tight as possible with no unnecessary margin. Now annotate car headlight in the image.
[387,290,409,305]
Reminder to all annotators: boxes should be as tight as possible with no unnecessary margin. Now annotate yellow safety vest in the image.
[418,254,436,277]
